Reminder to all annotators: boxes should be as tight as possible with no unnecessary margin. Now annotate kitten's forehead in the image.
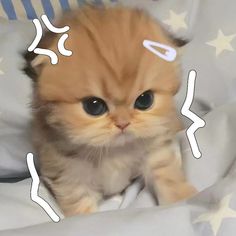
[38,7,179,102]
[77,55,159,104]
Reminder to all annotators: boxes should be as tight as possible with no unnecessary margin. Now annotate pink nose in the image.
[116,122,130,131]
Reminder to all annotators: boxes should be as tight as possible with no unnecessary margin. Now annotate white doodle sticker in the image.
[181,70,206,158]
[26,153,60,223]
[28,14,72,65]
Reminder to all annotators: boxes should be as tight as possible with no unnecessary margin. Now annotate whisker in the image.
[98,146,103,167]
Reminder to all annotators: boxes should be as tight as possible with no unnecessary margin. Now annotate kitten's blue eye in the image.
[82,97,108,116]
[134,90,154,110]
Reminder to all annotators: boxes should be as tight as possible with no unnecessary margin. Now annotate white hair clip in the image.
[143,39,177,62]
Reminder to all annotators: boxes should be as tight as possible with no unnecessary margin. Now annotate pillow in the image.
[0,20,35,178]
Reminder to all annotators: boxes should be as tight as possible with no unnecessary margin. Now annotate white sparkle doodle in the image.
[26,153,60,223]
[181,70,206,159]
[143,39,177,62]
[143,41,204,158]
[28,15,72,65]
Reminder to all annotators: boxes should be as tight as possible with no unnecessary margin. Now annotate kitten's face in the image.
[31,7,181,147]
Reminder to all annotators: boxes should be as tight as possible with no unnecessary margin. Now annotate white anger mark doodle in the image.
[34,48,58,65]
[58,34,72,56]
[41,15,69,33]
[26,153,60,223]
[28,19,43,52]
[143,39,177,62]
[28,15,72,65]
[181,70,206,159]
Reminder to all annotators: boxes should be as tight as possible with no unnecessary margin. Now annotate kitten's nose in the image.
[116,122,130,131]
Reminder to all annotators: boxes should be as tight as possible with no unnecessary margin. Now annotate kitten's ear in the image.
[167,33,189,57]
[23,51,48,82]
[22,30,56,82]
[170,36,189,48]
[164,27,189,47]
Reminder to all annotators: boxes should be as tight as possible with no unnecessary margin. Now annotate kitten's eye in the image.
[134,90,154,110]
[82,97,108,116]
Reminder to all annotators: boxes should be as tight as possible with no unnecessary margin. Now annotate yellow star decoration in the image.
[163,10,188,32]
[206,30,236,56]
[0,58,4,75]
[194,194,236,236]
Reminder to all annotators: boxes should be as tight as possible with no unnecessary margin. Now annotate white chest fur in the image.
[98,144,145,195]
[64,141,146,196]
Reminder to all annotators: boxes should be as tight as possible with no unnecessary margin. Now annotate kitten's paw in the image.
[63,197,98,217]
[175,184,198,201]
[158,183,198,205]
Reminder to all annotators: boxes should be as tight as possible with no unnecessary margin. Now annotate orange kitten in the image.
[24,5,197,216]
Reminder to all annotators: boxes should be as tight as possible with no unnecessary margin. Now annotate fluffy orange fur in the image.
[26,5,196,216]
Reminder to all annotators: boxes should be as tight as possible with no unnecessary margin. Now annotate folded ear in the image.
[164,24,190,47]
[22,30,56,82]
[23,51,48,82]
[171,37,189,47]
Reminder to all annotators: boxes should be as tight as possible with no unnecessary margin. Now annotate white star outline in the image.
[194,194,236,236]
[206,30,236,56]
[163,10,188,32]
